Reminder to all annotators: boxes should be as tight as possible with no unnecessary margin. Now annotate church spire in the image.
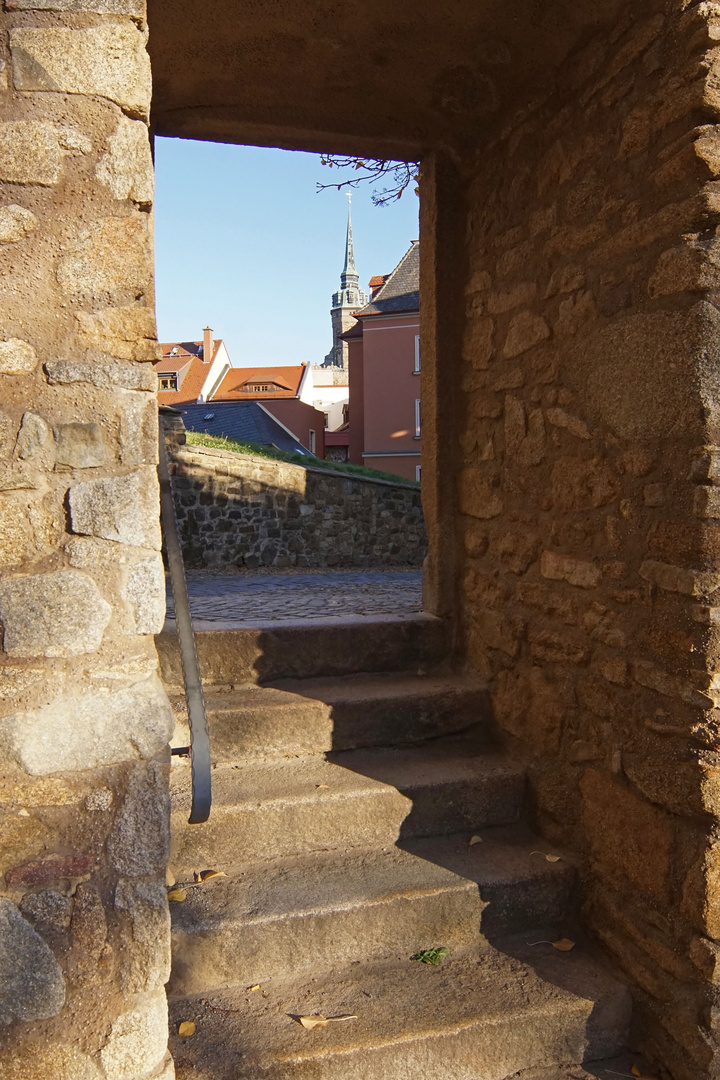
[342,194,357,280]
[324,194,368,368]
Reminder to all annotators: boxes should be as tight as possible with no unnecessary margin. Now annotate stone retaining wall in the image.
[167,441,426,569]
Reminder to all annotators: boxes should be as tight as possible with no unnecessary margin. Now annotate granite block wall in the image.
[167,442,426,569]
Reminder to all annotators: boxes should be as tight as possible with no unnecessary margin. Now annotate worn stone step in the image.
[169,671,492,761]
[156,613,448,688]
[169,742,525,870]
[168,943,631,1080]
[168,826,574,995]
[168,844,481,995]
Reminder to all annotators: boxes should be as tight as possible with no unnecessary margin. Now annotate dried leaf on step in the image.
[411,947,449,965]
[552,938,576,952]
[298,1014,357,1030]
[165,868,176,887]
[468,835,483,846]
[316,784,330,790]
[530,851,562,862]
[194,869,226,883]
[167,887,187,902]
[178,1021,196,1037]
[247,984,261,992]
[631,1068,659,1080]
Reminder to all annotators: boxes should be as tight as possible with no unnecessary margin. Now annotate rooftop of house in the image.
[212,364,307,400]
[356,241,419,318]
[154,339,224,405]
[180,400,309,455]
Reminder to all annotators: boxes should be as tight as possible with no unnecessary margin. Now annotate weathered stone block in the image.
[122,556,166,633]
[545,406,591,440]
[462,316,494,369]
[107,762,170,877]
[541,550,601,588]
[0,676,172,774]
[0,898,65,1024]
[11,24,151,119]
[504,396,546,464]
[0,569,111,657]
[487,282,537,314]
[489,529,541,573]
[550,457,619,511]
[96,116,154,205]
[54,422,107,469]
[457,468,502,518]
[14,411,53,463]
[8,0,143,12]
[544,264,586,297]
[0,205,36,243]
[0,339,37,375]
[100,988,168,1079]
[503,310,550,357]
[0,122,72,186]
[46,354,156,392]
[57,215,152,307]
[494,665,563,752]
[115,879,171,992]
[640,559,720,597]
[0,1044,101,1080]
[580,768,674,900]
[75,306,159,363]
[69,469,161,549]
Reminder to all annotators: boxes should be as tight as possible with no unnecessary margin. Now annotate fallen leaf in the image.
[411,947,449,965]
[316,784,330,790]
[167,887,187,902]
[468,835,483,846]
[165,868,176,887]
[195,869,226,882]
[552,938,576,952]
[178,1021,195,1037]
[530,851,562,862]
[247,984,261,992]
[298,1014,357,1030]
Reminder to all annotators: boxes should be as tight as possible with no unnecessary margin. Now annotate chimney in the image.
[202,327,213,363]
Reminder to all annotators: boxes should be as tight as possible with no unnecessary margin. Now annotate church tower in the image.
[324,197,368,368]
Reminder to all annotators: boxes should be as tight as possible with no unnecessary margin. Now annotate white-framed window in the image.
[414,399,421,438]
[415,464,422,482]
[414,335,421,374]
[309,429,316,454]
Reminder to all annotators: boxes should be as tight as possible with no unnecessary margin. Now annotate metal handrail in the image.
[157,424,212,823]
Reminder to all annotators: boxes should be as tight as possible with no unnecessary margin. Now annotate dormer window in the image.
[169,346,179,356]
[243,382,280,393]
[159,373,178,391]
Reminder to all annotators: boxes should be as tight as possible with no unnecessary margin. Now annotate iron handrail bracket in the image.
[157,425,212,824]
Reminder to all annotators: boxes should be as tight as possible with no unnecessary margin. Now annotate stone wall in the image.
[167,440,426,569]
[0,4,173,1078]
[454,6,720,1076]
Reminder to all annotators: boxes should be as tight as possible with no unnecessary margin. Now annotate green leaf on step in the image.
[411,947,449,965]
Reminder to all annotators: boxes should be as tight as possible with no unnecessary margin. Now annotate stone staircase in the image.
[156,615,632,1080]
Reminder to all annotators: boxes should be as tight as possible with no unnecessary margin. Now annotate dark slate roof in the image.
[180,401,309,455]
[356,241,419,317]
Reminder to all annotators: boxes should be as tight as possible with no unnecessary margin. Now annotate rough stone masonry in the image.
[0,2,174,1077]
[453,6,720,1077]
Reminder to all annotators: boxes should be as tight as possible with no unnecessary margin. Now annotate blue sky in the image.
[153,139,420,369]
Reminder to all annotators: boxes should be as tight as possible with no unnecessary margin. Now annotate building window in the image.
[323,412,330,428]
[414,399,421,438]
[414,335,421,374]
[416,464,422,482]
[309,429,316,454]
[159,373,178,391]
[245,383,276,393]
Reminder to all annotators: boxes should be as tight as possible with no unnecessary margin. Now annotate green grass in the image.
[185,432,420,486]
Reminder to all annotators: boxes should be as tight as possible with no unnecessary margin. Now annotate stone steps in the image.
[169,670,492,759]
[168,944,631,1080]
[168,826,574,995]
[169,740,525,871]
[156,613,448,688]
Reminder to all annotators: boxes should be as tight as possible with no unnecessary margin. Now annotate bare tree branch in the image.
[317,156,420,206]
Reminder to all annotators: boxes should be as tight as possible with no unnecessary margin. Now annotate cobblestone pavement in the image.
[165,569,424,629]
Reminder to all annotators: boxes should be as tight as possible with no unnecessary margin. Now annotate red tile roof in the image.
[212,364,306,401]
[154,340,224,405]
